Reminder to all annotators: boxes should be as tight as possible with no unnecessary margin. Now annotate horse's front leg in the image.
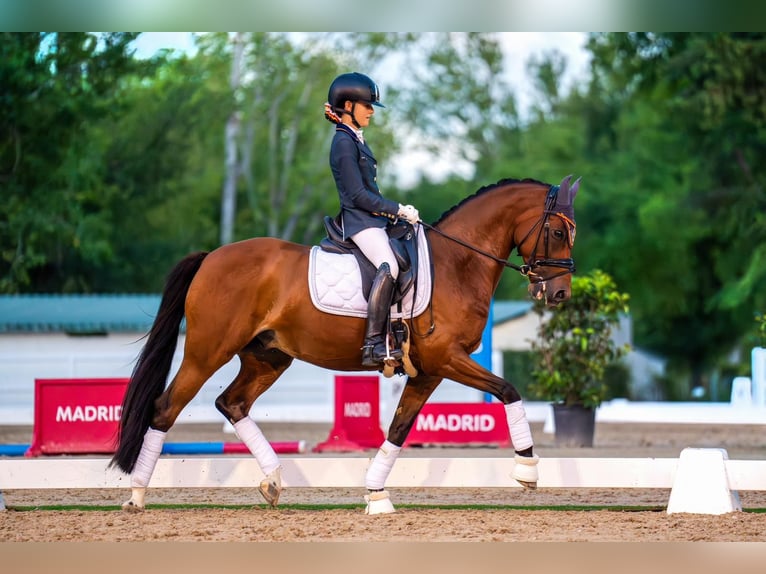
[364,374,442,515]
[435,352,540,489]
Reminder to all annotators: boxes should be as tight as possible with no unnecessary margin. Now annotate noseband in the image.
[420,184,576,280]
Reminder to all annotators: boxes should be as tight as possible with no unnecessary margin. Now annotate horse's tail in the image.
[110,251,208,473]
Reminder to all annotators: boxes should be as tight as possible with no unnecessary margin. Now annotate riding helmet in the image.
[328,72,385,110]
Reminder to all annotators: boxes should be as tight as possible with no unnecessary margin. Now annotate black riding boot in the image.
[361,263,403,367]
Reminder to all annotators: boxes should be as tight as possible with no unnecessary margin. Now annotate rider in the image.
[324,72,420,368]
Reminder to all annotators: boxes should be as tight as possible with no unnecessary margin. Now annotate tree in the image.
[90,47,232,291]
[386,33,522,184]
[579,33,766,390]
[196,32,406,245]
[0,32,148,292]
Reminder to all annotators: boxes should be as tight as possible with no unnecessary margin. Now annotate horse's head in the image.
[519,175,579,306]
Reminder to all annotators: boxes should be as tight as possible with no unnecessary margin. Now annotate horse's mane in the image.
[432,177,549,227]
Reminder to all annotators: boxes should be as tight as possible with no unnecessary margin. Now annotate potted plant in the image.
[529,270,630,447]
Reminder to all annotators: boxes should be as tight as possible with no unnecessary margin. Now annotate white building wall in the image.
[492,313,542,351]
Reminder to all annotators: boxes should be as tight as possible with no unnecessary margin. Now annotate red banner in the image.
[26,378,128,456]
[404,402,511,447]
[314,375,384,452]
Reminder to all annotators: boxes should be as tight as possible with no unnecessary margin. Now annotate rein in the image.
[418,184,576,280]
[419,220,531,274]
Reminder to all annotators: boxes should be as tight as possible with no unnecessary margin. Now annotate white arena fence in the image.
[1,449,764,514]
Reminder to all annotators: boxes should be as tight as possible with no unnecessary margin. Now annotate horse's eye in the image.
[553,229,565,240]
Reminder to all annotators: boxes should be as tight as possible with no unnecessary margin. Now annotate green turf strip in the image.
[7,503,766,512]
[5,503,675,512]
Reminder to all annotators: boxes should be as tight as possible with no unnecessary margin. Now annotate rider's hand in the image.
[398,204,420,224]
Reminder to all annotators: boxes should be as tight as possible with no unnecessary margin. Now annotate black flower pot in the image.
[552,403,596,447]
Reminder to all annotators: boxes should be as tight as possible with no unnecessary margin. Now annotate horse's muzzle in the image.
[528,281,570,306]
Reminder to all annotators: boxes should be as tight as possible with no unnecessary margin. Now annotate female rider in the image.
[324,72,420,367]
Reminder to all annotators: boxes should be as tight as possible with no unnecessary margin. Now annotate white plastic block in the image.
[542,405,555,434]
[666,448,741,515]
[730,377,752,405]
[752,347,766,407]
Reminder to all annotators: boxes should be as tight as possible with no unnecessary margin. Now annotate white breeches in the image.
[351,226,399,279]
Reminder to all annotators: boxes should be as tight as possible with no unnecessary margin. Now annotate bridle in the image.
[418,184,576,281]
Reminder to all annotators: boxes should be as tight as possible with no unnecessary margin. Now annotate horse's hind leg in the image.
[215,345,294,508]
[122,358,220,511]
[364,374,442,515]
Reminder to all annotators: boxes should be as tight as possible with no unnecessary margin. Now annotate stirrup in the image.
[361,340,402,367]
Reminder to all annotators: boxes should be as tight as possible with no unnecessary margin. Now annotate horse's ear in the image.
[570,177,581,200]
[559,174,573,194]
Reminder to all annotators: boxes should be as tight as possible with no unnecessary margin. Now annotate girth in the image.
[319,215,419,304]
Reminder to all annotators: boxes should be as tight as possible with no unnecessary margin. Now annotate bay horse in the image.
[111,175,579,514]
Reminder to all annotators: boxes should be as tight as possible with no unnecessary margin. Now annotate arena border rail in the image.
[1,449,764,514]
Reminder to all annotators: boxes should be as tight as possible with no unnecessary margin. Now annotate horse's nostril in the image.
[555,290,567,300]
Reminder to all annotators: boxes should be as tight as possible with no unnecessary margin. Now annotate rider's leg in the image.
[351,227,401,366]
[350,226,399,280]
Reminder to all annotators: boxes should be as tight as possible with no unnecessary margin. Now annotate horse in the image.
[110,174,580,514]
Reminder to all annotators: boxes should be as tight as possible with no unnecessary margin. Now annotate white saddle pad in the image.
[308,224,432,319]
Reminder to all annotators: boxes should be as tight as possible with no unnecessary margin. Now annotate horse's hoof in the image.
[259,468,282,508]
[259,481,281,507]
[121,500,145,512]
[364,490,396,515]
[512,453,540,488]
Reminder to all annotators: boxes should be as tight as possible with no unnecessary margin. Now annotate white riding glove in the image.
[397,204,420,224]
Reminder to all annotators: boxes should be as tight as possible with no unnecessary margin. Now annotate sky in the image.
[132,32,591,188]
[132,32,591,114]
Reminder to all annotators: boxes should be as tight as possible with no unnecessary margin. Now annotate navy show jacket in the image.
[329,124,400,239]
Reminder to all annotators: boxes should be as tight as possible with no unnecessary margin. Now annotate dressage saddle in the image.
[319,215,419,305]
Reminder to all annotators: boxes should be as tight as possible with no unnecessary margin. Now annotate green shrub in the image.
[529,270,630,408]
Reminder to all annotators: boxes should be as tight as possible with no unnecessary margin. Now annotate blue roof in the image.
[0,295,162,333]
[492,300,534,324]
[0,295,532,334]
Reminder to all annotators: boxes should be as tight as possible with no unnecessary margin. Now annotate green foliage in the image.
[756,313,766,348]
[529,270,630,408]
[0,32,150,292]
[574,33,766,389]
[501,350,538,399]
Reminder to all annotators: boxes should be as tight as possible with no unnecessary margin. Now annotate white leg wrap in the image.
[505,400,534,451]
[131,428,167,488]
[122,428,165,511]
[234,417,280,475]
[365,440,402,490]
